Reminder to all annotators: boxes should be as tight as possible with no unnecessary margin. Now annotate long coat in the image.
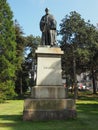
[40,13,57,45]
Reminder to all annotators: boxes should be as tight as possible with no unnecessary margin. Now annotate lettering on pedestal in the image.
[43,67,55,69]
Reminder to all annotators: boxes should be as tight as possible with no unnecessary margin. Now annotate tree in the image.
[59,11,86,98]
[14,20,26,95]
[14,30,40,95]
[0,0,17,101]
[59,11,98,96]
[87,27,98,93]
[24,35,40,87]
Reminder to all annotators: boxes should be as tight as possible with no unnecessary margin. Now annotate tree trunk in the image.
[92,68,96,94]
[73,53,78,99]
[20,71,23,95]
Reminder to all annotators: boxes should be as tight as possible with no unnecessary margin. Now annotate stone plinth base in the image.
[23,110,76,121]
[23,99,77,121]
[31,86,66,99]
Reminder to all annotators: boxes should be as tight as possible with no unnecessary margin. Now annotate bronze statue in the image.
[40,8,57,46]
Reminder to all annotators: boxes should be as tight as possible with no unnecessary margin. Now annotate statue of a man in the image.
[40,8,57,46]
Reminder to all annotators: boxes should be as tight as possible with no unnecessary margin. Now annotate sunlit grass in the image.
[0,92,98,130]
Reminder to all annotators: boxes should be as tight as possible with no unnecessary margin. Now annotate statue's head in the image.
[45,8,49,15]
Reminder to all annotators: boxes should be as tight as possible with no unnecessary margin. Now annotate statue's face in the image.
[46,11,49,15]
[45,8,49,15]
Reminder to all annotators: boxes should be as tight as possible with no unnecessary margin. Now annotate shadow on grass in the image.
[0,115,21,129]
[0,114,72,130]
[0,103,98,130]
[77,91,98,101]
[77,103,98,114]
[0,122,17,127]
[0,115,22,121]
[0,114,41,130]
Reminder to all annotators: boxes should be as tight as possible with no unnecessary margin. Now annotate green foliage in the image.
[0,80,17,102]
[25,35,40,59]
[14,20,27,95]
[0,0,17,102]
[59,11,98,93]
[24,35,40,88]
[14,24,40,95]
[14,20,26,69]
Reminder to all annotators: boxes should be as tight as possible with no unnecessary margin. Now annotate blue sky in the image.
[7,0,98,38]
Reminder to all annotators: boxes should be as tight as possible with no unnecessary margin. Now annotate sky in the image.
[7,0,98,38]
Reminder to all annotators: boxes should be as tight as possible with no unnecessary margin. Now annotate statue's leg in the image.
[42,32,45,45]
[50,30,53,46]
[47,30,51,45]
[54,30,57,45]
[50,30,57,46]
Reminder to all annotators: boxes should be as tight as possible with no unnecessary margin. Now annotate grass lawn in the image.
[0,92,98,130]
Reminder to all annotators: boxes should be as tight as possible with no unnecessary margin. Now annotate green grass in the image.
[0,93,98,130]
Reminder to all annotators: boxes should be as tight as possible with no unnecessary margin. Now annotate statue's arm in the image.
[40,16,45,32]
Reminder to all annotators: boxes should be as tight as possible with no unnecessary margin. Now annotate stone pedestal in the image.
[23,99,76,121]
[31,86,66,99]
[23,46,77,121]
[36,47,63,86]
